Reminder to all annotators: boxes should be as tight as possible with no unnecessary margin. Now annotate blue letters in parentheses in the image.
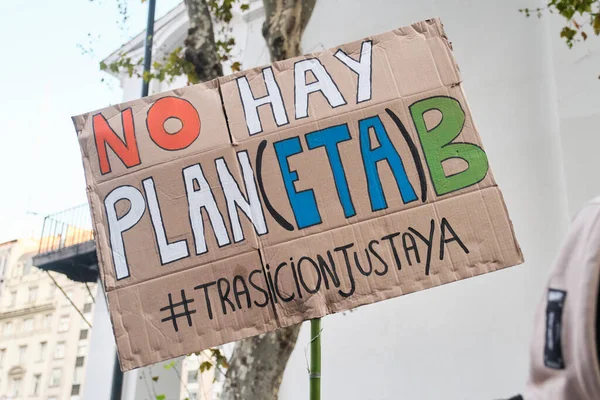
[305,124,356,218]
[273,137,322,229]
[359,116,417,211]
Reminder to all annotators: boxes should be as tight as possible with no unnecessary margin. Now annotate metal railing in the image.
[38,204,94,255]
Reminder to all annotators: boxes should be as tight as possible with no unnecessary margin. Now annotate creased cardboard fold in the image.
[73,17,523,371]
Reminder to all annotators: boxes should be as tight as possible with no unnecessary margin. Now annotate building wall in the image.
[109,0,600,399]
[0,239,95,400]
[80,284,116,400]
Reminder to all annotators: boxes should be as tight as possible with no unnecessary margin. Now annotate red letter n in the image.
[93,108,141,175]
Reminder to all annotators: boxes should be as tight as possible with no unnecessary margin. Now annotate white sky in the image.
[0,0,181,243]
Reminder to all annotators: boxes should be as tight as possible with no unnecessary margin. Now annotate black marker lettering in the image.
[381,232,402,270]
[317,251,341,290]
[290,257,303,299]
[402,232,421,266]
[440,217,470,260]
[297,256,322,294]
[409,219,436,275]
[194,281,217,320]
[248,269,269,308]
[369,240,389,276]
[265,264,278,304]
[233,275,252,309]
[354,249,373,277]
[274,262,295,302]
[334,243,356,298]
[217,278,235,315]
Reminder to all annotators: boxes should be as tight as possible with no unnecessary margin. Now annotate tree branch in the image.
[262,0,317,61]
[183,0,223,81]
[178,1,316,398]
[220,325,301,400]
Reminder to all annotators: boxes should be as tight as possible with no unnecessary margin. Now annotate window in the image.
[43,314,52,329]
[9,377,21,397]
[49,368,61,387]
[47,283,56,299]
[28,286,38,303]
[62,290,74,307]
[54,341,66,359]
[79,329,88,340]
[83,303,92,314]
[71,384,81,395]
[8,291,16,307]
[18,345,27,364]
[58,315,70,332]
[75,356,85,367]
[0,348,5,366]
[23,259,32,276]
[11,263,20,278]
[39,341,47,361]
[188,370,198,384]
[3,322,12,336]
[32,374,41,395]
[73,365,83,384]
[77,343,87,357]
[23,318,33,332]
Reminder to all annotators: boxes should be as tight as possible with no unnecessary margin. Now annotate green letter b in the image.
[410,96,488,196]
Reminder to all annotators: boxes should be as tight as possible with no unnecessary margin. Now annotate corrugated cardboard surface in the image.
[73,18,523,370]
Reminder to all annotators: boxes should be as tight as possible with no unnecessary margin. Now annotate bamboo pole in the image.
[310,318,321,400]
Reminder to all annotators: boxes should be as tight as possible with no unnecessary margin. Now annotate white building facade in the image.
[0,239,95,399]
[92,0,600,399]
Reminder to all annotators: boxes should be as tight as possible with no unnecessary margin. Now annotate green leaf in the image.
[594,14,600,35]
[142,70,152,83]
[200,361,213,372]
[241,3,250,11]
[163,360,176,370]
[99,61,107,71]
[560,25,577,46]
[156,395,165,400]
[152,376,159,382]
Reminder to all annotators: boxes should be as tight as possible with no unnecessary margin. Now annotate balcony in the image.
[32,204,98,283]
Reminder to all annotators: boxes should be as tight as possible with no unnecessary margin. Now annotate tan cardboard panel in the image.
[73,17,524,371]
[107,251,277,371]
[219,19,458,143]
[90,146,260,290]
[91,89,497,291]
[108,187,521,371]
[263,186,522,327]
[239,93,496,249]
[73,80,230,185]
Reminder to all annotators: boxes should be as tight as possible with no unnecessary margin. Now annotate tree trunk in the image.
[262,0,317,62]
[220,326,301,400]
[220,1,316,399]
[183,0,223,82]
[182,0,317,398]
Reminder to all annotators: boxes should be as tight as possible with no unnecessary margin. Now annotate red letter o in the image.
[147,97,201,151]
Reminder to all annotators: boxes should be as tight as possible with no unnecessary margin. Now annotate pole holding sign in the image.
[72,18,523,371]
[310,319,321,400]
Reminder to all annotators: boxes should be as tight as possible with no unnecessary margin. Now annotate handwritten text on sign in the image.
[74,19,522,370]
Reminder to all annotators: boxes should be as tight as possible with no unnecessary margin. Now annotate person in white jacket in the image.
[506,198,600,399]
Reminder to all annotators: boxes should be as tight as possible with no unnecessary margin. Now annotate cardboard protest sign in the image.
[73,18,523,371]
